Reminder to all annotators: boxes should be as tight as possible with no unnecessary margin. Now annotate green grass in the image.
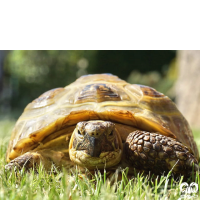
[0,119,200,200]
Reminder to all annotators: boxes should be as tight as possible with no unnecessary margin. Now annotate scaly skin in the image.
[5,152,42,171]
[124,130,199,177]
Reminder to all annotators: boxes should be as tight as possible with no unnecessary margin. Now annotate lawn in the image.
[0,118,200,200]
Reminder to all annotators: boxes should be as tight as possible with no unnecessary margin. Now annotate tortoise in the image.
[5,74,199,176]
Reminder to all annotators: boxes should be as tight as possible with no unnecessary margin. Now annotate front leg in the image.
[5,152,46,171]
[5,150,67,171]
[124,130,199,177]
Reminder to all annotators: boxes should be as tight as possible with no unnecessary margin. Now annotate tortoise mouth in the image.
[69,149,122,169]
[69,120,123,169]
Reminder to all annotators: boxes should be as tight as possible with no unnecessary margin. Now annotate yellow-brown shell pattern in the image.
[6,74,199,161]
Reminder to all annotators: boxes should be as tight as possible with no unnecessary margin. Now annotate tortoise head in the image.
[69,120,123,169]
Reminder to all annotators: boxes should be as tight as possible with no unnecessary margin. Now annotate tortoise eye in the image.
[109,131,113,136]
[78,130,82,135]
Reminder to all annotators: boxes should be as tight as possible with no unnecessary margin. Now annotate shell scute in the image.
[75,83,121,103]
[26,88,66,109]
[138,85,164,97]
[34,88,63,102]
[75,83,130,104]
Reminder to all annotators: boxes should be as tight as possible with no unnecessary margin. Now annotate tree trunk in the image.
[176,50,200,128]
[0,50,5,94]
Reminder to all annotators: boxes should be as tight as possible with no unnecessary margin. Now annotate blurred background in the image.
[0,50,200,131]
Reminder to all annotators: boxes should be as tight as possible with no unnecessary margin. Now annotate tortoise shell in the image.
[6,74,199,162]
